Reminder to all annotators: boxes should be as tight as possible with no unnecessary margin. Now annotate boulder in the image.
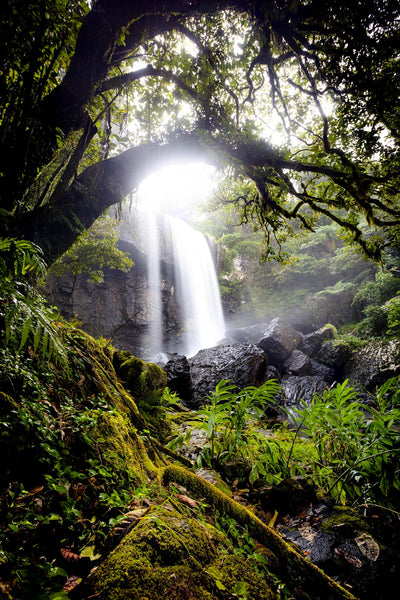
[281,375,330,406]
[283,350,334,381]
[316,340,353,378]
[345,339,400,390]
[284,350,313,376]
[257,318,300,368]
[188,343,270,401]
[163,353,193,405]
[297,325,336,358]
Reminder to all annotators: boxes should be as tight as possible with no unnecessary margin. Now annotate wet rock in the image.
[225,322,269,344]
[188,343,270,401]
[345,339,400,391]
[275,502,400,600]
[163,353,193,405]
[283,350,335,383]
[316,340,353,373]
[45,240,181,356]
[257,318,300,368]
[284,350,312,376]
[284,525,336,564]
[281,375,330,406]
[297,325,336,358]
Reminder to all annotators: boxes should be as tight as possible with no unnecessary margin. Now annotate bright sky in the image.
[136,162,217,217]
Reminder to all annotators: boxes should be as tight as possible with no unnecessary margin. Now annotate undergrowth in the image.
[169,377,400,513]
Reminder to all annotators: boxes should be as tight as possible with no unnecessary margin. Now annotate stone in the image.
[45,239,182,357]
[316,340,353,379]
[188,343,270,401]
[281,375,330,406]
[284,350,313,376]
[257,318,300,367]
[345,339,400,390]
[297,325,336,358]
[163,353,193,405]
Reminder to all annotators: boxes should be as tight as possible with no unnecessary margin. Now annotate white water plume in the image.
[129,208,225,358]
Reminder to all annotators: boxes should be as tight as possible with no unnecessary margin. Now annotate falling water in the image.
[140,210,162,355]
[167,215,225,357]
[126,208,225,358]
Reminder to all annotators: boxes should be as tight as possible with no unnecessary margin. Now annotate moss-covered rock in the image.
[113,351,167,401]
[112,350,168,430]
[88,505,276,600]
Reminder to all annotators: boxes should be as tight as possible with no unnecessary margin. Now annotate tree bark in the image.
[16,137,216,265]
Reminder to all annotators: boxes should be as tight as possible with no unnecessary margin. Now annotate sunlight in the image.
[137,162,217,218]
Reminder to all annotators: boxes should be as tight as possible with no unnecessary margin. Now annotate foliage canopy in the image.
[1,0,400,263]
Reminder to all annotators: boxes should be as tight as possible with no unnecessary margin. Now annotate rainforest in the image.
[1,1,400,599]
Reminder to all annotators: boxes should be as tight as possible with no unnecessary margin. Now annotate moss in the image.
[66,329,140,421]
[217,554,275,599]
[162,465,357,600]
[113,350,168,433]
[321,505,371,535]
[88,505,276,600]
[89,506,217,600]
[90,411,157,481]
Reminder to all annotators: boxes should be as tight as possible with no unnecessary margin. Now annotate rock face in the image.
[281,375,331,406]
[45,240,182,357]
[188,343,270,402]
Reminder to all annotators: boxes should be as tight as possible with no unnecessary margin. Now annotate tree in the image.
[1,0,399,265]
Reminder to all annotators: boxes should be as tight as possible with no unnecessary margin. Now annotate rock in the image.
[275,500,400,600]
[257,318,300,368]
[316,340,354,380]
[283,350,335,383]
[297,325,337,358]
[225,323,269,344]
[281,375,330,406]
[88,505,276,600]
[188,343,270,401]
[284,350,312,376]
[45,240,182,357]
[112,350,167,426]
[163,353,193,405]
[345,339,400,391]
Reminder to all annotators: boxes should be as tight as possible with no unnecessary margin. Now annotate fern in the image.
[0,237,69,367]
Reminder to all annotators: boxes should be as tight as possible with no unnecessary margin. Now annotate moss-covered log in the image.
[162,465,358,600]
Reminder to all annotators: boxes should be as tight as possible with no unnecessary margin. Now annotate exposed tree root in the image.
[162,464,358,600]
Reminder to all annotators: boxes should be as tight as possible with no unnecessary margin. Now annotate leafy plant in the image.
[0,238,68,366]
[185,379,281,470]
[289,379,400,506]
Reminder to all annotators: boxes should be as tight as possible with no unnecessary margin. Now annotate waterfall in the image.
[167,215,225,357]
[140,211,162,356]
[124,208,225,358]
